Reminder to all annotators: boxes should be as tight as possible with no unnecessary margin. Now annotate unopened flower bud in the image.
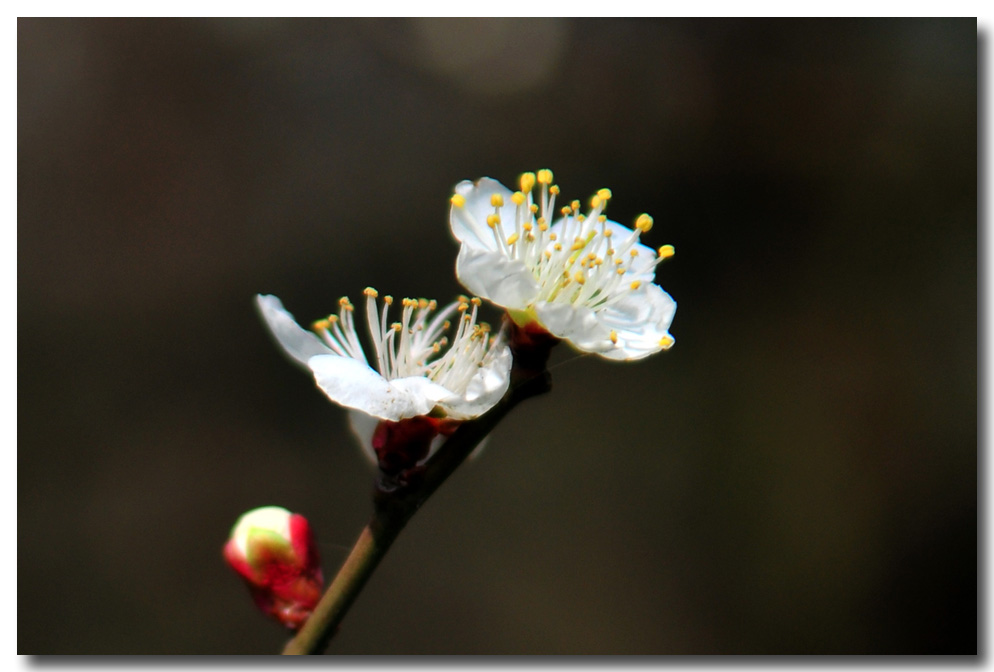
[223,506,323,629]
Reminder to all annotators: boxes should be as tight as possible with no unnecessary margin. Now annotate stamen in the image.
[520,172,536,193]
[658,244,675,258]
[450,193,466,208]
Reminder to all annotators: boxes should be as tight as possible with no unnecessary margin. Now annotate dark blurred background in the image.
[18,18,977,654]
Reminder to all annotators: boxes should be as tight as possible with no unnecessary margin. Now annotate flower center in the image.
[308,289,497,394]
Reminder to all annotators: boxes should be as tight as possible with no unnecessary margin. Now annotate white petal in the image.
[533,300,612,352]
[440,339,512,419]
[308,355,428,422]
[256,294,333,368]
[534,284,676,361]
[346,409,379,465]
[455,245,539,311]
[591,285,677,360]
[450,178,517,251]
[389,376,454,408]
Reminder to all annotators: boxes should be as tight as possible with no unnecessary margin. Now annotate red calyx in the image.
[372,415,461,475]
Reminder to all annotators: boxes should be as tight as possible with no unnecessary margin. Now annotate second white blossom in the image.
[449,170,677,360]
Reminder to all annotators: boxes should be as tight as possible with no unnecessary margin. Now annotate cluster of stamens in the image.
[310,289,496,393]
[451,169,675,313]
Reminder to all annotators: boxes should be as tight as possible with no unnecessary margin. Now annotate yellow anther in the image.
[615,258,624,265]
[561,206,572,216]
[594,257,603,266]
[659,335,674,348]
[384,295,393,305]
[486,213,501,228]
[432,343,441,353]
[442,320,451,330]
[544,250,552,259]
[327,314,339,324]
[570,200,580,212]
[490,193,504,207]
[529,203,539,214]
[537,218,548,230]
[630,249,639,257]
[523,222,533,232]
[527,233,535,242]
[458,295,469,303]
[418,298,428,309]
[363,287,378,298]
[549,185,560,195]
[458,303,468,312]
[597,188,612,202]
[635,213,654,232]
[450,193,466,208]
[574,272,586,284]
[609,330,618,344]
[511,191,526,205]
[427,299,437,310]
[391,322,402,332]
[554,243,562,251]
[520,172,536,193]
[604,228,613,237]
[577,214,586,222]
[549,232,558,241]
[470,297,482,306]
[506,233,519,245]
[598,215,607,223]
[537,169,554,184]
[658,244,675,258]
[338,297,350,306]
[312,319,330,331]
[590,195,601,209]
[571,241,585,251]
[630,280,642,290]
[616,268,625,275]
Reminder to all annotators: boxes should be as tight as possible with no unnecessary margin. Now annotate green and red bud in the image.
[223,506,323,630]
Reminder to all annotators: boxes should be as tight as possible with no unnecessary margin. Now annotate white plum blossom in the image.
[256,291,512,425]
[449,170,676,360]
